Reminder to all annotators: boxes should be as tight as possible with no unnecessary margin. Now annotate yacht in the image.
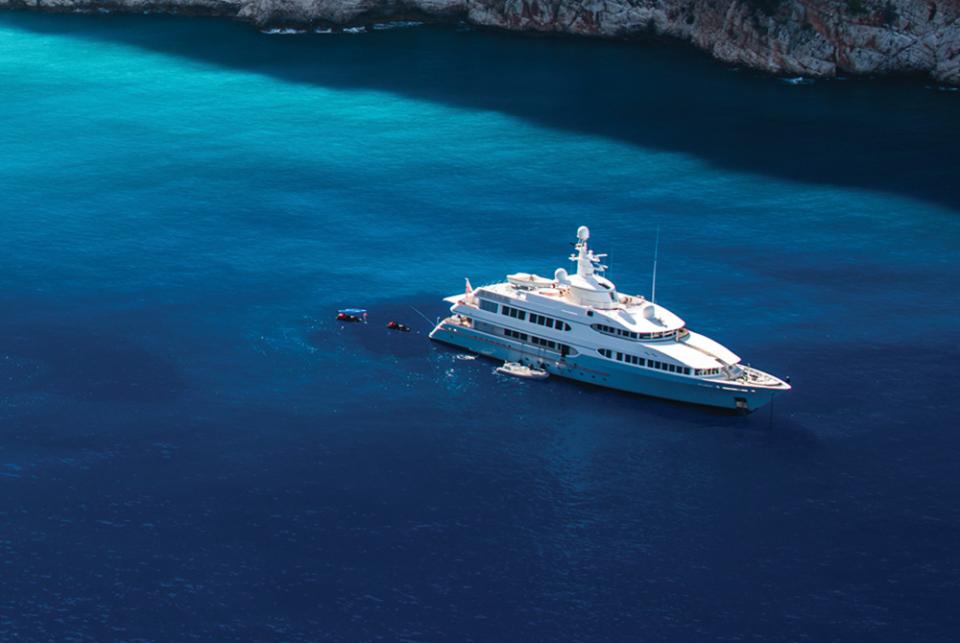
[429,226,791,411]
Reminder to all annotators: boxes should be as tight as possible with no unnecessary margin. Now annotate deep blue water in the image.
[1,11,959,641]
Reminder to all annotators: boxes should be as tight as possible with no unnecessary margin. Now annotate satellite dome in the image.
[577,226,590,241]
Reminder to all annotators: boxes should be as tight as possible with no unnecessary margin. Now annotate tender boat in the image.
[429,226,791,412]
[495,361,550,380]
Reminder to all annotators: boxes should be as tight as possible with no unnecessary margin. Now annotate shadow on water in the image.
[0,317,185,403]
[4,11,960,212]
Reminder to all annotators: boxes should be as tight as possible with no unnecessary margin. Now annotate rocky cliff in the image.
[3,0,958,83]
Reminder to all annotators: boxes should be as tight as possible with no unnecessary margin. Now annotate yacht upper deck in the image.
[449,225,685,335]
[470,282,686,335]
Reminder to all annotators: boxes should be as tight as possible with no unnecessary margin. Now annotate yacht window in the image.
[479,300,498,313]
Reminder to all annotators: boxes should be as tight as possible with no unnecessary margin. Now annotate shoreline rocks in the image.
[2,0,957,84]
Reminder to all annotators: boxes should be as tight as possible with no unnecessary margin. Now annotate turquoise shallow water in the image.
[0,11,959,641]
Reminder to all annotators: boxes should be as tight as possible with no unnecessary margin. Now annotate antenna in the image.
[651,228,660,304]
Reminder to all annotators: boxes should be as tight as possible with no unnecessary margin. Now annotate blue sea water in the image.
[1,10,959,640]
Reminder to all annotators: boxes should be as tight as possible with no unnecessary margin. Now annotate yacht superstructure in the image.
[429,226,791,411]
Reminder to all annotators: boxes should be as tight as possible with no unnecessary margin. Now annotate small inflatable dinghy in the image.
[337,308,367,322]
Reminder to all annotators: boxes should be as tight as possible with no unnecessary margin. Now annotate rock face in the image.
[2,0,958,84]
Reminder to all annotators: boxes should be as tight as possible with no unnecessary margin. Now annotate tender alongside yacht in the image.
[429,226,791,411]
[496,361,550,380]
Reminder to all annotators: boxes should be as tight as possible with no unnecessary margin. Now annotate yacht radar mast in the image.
[570,226,608,277]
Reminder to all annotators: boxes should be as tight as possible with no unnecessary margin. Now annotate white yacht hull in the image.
[430,319,783,412]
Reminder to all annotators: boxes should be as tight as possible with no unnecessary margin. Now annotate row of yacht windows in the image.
[496,303,572,331]
[528,312,571,331]
[501,305,527,320]
[592,324,679,341]
[597,349,693,376]
[504,328,570,354]
[597,348,724,377]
